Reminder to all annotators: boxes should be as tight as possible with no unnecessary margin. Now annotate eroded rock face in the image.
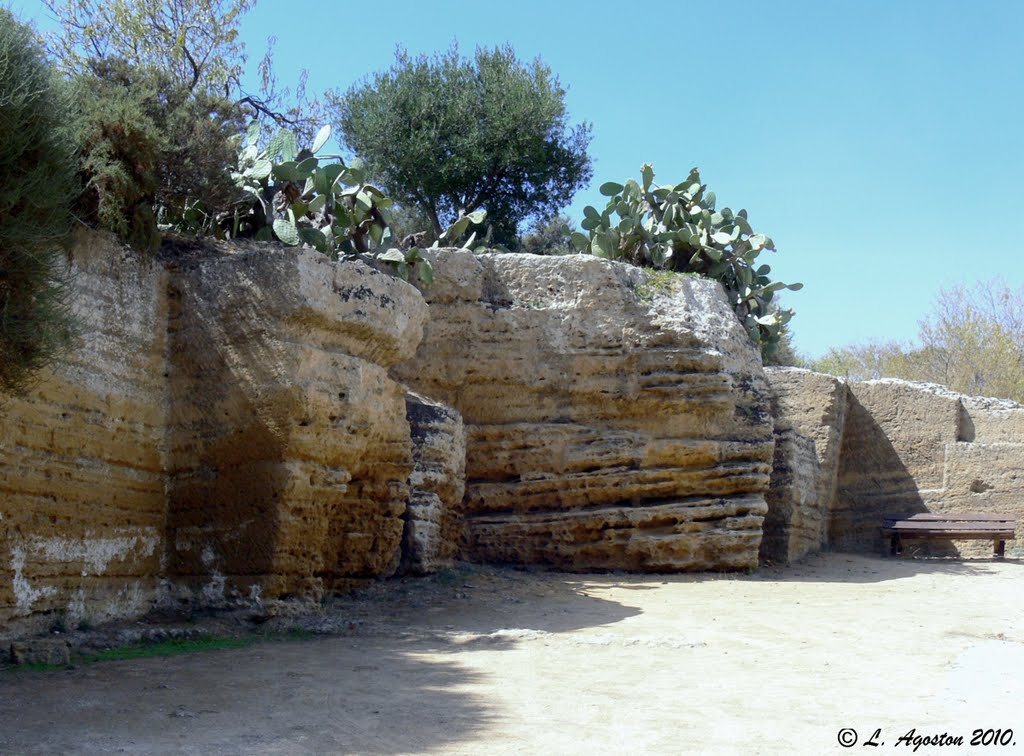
[400,393,466,574]
[394,250,775,571]
[0,232,170,636]
[762,368,848,563]
[165,246,428,603]
[834,380,1024,555]
[1,234,434,637]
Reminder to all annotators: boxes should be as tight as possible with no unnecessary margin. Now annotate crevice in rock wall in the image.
[399,393,466,575]
[957,404,976,442]
[761,368,848,563]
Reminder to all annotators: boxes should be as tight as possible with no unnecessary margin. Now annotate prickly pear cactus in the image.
[231,123,486,281]
[573,164,801,358]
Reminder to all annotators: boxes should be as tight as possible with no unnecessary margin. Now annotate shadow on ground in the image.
[3,553,1020,753]
[0,574,642,754]
[0,637,491,754]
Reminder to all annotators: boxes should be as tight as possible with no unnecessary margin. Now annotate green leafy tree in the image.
[0,9,77,395]
[328,44,592,247]
[518,213,576,255]
[811,339,922,382]
[43,0,323,140]
[43,0,254,94]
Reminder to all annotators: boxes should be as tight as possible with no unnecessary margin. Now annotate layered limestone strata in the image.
[394,250,775,571]
[7,229,1021,642]
[1,233,432,637]
[0,233,170,636]
[833,380,1024,554]
[164,244,428,602]
[400,393,466,574]
[761,368,848,563]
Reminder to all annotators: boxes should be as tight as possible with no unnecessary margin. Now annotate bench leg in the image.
[890,534,902,556]
[995,540,1006,558]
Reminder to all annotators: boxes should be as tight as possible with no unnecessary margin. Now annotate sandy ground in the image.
[1,552,1022,755]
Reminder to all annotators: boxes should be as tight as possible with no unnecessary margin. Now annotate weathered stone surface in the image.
[394,250,774,571]
[165,246,429,602]
[0,232,169,637]
[832,380,1023,555]
[761,430,820,564]
[832,381,962,551]
[2,234,432,638]
[9,638,71,666]
[9,228,1024,645]
[762,368,848,563]
[400,393,466,574]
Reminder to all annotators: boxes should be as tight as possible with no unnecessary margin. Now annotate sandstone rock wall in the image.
[762,372,1023,559]
[0,233,170,636]
[164,246,428,603]
[6,230,1021,641]
[400,393,466,574]
[1,234,431,637]
[831,381,962,550]
[762,368,848,562]
[833,381,1023,555]
[394,251,774,571]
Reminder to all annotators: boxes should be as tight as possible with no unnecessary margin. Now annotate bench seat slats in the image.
[884,513,1014,523]
[882,512,1017,557]
[884,522,1015,534]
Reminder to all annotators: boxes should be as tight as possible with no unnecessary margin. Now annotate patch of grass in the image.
[2,629,318,674]
[432,564,477,588]
[2,661,62,674]
[281,627,316,641]
[634,269,701,302]
[432,566,463,587]
[85,635,256,663]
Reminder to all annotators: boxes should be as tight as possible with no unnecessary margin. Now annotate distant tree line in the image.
[805,280,1024,403]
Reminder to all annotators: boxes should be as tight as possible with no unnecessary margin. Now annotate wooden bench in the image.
[883,513,1017,558]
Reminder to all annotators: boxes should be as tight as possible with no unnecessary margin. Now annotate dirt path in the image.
[2,553,1023,755]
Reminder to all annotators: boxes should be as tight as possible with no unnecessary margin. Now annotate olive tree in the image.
[328,44,592,246]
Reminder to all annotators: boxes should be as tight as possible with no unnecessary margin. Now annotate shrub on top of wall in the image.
[0,9,78,396]
[70,57,245,254]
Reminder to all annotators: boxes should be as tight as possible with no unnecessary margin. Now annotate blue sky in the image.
[10,0,1024,358]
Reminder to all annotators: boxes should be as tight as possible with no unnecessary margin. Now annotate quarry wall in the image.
[393,250,775,571]
[0,233,170,636]
[2,231,1021,640]
[763,369,1024,561]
